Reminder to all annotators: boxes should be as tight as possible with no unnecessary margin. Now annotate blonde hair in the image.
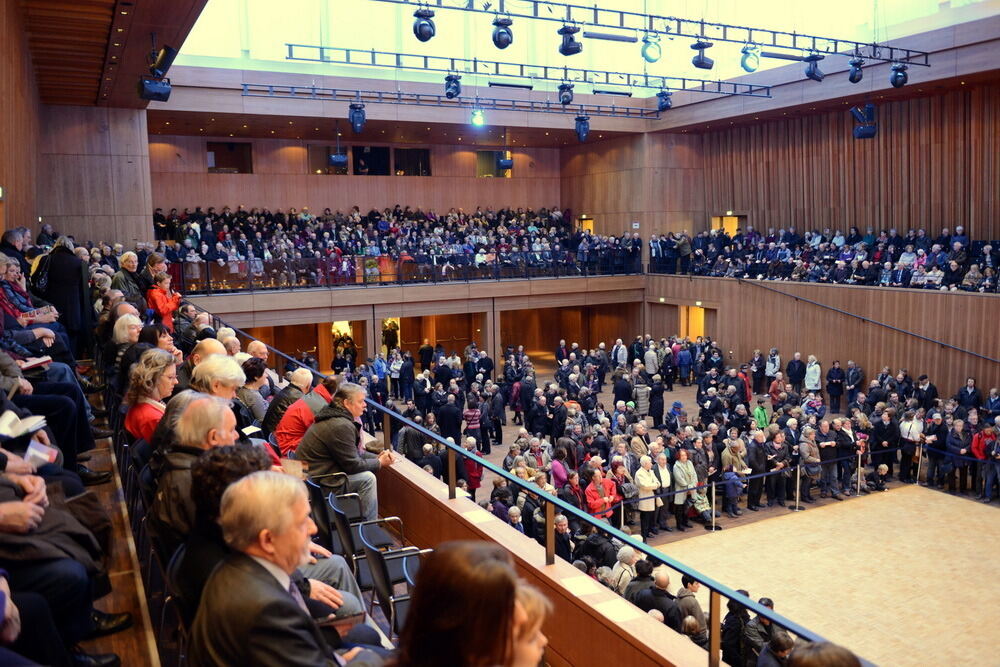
[190,354,246,393]
[514,582,552,640]
[125,348,176,406]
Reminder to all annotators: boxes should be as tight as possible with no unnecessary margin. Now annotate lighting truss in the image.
[240,83,661,119]
[285,44,772,98]
[366,0,931,67]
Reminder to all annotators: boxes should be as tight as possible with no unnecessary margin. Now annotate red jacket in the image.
[972,431,995,460]
[275,384,332,455]
[463,457,483,489]
[124,400,165,443]
[146,287,182,331]
[586,478,620,519]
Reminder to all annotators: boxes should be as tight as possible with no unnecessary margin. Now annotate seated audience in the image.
[124,348,178,443]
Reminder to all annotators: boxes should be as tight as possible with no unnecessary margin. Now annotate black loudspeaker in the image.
[138,77,171,102]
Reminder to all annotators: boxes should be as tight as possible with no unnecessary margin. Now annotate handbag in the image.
[619,481,638,499]
[31,253,53,292]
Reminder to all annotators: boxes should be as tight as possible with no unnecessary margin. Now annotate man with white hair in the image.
[149,394,239,555]
[262,367,312,436]
[189,471,382,666]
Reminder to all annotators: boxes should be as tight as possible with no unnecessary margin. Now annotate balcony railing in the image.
[168,250,643,295]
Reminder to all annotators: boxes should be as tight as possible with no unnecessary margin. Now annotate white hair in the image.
[112,313,142,344]
[220,471,307,552]
[289,368,313,391]
[175,395,232,448]
[190,354,246,392]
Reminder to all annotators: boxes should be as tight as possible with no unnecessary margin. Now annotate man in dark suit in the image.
[436,393,463,444]
[913,375,939,412]
[189,471,381,667]
[634,569,682,631]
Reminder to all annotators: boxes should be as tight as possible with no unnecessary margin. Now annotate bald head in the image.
[246,340,268,360]
[654,568,671,590]
[191,338,226,364]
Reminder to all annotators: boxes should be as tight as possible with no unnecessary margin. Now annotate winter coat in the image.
[634,465,662,512]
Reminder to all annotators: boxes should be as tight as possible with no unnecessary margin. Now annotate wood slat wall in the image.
[150,135,561,214]
[559,133,708,238]
[701,85,1000,239]
[0,0,40,230]
[646,275,1000,397]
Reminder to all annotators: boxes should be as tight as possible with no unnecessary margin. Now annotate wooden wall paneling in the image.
[647,276,1000,397]
[700,86,1000,239]
[0,0,40,230]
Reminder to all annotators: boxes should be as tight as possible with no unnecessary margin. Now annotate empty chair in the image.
[358,521,428,638]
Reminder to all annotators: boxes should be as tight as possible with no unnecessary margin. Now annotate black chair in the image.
[357,521,428,639]
[304,477,342,553]
[327,492,395,567]
[160,543,193,665]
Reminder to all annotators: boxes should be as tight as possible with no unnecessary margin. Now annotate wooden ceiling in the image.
[146,110,631,148]
[20,0,207,107]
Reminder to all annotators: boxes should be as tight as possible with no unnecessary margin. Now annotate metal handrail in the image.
[182,299,842,664]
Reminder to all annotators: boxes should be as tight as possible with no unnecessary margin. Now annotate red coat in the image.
[586,478,620,519]
[124,400,165,443]
[147,287,182,331]
[463,458,483,489]
[275,384,333,455]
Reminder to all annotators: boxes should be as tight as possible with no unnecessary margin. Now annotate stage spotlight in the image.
[690,40,714,70]
[470,108,486,126]
[656,90,672,111]
[492,16,513,49]
[413,8,436,42]
[575,115,590,142]
[558,25,583,56]
[445,74,462,98]
[850,103,877,139]
[349,103,366,134]
[804,53,825,82]
[558,83,574,105]
[740,44,760,72]
[889,63,908,88]
[148,44,178,78]
[641,34,661,63]
[848,58,864,84]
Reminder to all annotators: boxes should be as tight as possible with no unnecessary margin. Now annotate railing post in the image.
[544,499,555,566]
[856,449,863,496]
[708,589,721,667]
[710,482,716,532]
[383,410,392,450]
[790,464,805,511]
[916,442,924,483]
[447,447,457,500]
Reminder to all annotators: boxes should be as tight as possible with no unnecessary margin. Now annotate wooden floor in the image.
[660,483,999,666]
[77,443,160,666]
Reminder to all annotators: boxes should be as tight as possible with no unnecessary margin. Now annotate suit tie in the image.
[288,580,310,614]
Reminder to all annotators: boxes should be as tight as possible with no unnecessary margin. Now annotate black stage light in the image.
[349,103,366,134]
[149,45,178,78]
[558,25,583,56]
[804,53,825,82]
[413,8,436,42]
[848,57,864,83]
[690,40,714,70]
[656,90,672,111]
[851,103,877,139]
[575,115,590,142]
[558,83,574,105]
[492,16,513,49]
[445,74,462,99]
[889,62,908,88]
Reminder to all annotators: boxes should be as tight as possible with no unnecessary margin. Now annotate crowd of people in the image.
[1,215,987,665]
[649,224,1000,292]
[148,205,643,286]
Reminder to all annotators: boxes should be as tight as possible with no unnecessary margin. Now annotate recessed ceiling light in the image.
[242,124,247,128]
[199,128,204,131]
[113,42,121,47]
[314,127,319,130]
[165,121,170,125]
[288,121,293,125]
[120,9,128,14]
[270,130,275,134]
[229,133,233,136]
[210,118,215,121]
[116,28,123,32]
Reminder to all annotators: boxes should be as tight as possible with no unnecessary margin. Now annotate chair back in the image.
[165,543,196,628]
[304,478,334,550]
[328,491,360,557]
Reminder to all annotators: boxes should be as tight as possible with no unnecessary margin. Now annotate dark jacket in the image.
[262,384,304,436]
[148,444,204,557]
[634,587,682,632]
[34,245,93,353]
[743,617,774,666]
[623,575,654,605]
[296,404,380,492]
[189,552,338,667]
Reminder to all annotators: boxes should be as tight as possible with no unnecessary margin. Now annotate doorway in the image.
[711,214,745,237]
[578,216,595,234]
